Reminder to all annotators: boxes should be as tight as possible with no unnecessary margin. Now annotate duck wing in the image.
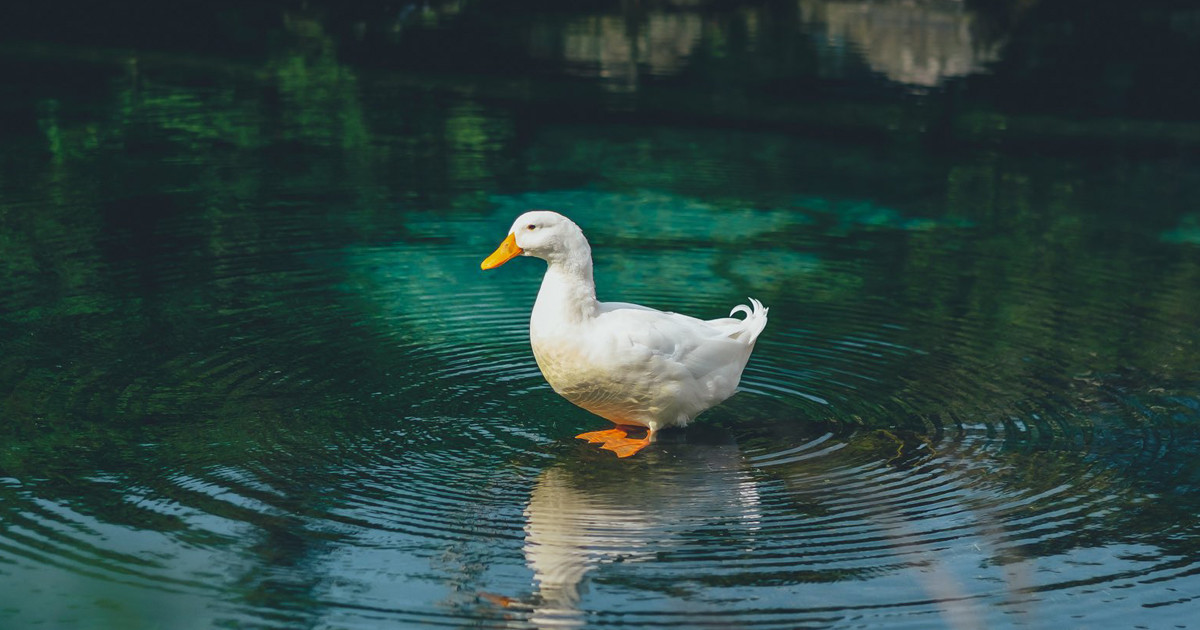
[591,300,767,411]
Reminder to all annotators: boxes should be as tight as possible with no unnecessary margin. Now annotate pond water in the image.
[2,1,1199,628]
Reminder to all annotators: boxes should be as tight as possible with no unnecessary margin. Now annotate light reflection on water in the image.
[2,1,1200,628]
[531,0,1005,91]
[801,0,1005,88]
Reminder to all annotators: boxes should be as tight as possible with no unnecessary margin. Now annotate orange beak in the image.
[481,233,522,270]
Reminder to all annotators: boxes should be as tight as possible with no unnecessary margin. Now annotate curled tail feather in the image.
[729,297,769,344]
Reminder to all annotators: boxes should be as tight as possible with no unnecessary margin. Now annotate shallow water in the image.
[2,1,1200,628]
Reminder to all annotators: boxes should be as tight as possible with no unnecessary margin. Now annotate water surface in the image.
[2,1,1200,628]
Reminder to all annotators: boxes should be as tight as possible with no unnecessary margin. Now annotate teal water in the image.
[2,1,1200,628]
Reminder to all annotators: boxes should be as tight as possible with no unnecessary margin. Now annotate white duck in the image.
[481,210,768,457]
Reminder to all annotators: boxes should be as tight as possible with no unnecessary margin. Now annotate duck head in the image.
[481,210,591,270]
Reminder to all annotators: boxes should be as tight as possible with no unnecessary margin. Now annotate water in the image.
[2,1,1200,628]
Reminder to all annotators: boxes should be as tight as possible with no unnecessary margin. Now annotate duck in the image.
[481,210,768,458]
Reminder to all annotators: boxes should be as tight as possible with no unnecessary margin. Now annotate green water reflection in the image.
[2,1,1199,628]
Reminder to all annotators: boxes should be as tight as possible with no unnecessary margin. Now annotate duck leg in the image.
[575,425,654,458]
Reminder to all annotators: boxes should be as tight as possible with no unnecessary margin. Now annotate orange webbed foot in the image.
[600,436,652,458]
[575,427,632,444]
[576,425,654,458]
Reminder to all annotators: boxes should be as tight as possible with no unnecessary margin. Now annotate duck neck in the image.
[533,250,599,327]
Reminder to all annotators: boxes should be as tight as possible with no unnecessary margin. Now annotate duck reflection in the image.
[514,427,761,625]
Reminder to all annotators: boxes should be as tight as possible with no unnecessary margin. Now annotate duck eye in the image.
[526,224,537,230]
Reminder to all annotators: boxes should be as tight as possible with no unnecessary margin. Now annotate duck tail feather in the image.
[729,297,769,344]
